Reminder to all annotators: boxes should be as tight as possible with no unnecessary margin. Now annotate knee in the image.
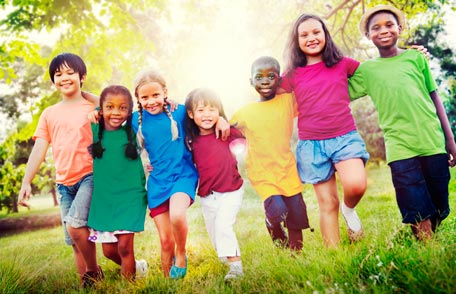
[170,214,186,229]
[319,197,340,213]
[117,243,133,258]
[160,236,175,252]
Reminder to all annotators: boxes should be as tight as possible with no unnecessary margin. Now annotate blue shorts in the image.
[389,154,450,224]
[296,130,369,184]
[56,173,93,245]
[263,194,310,230]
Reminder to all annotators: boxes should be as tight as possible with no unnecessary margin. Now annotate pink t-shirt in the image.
[281,57,360,140]
[33,99,94,185]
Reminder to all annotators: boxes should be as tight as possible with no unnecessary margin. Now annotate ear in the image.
[81,75,86,83]
[187,110,194,119]
[249,78,254,86]
[278,76,282,86]
[365,32,371,39]
[163,87,168,96]
[397,25,403,34]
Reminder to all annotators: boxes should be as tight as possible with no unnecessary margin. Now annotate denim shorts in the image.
[296,130,369,184]
[263,194,310,230]
[389,154,450,224]
[56,173,93,245]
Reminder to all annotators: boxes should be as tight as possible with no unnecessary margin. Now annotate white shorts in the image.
[200,186,243,258]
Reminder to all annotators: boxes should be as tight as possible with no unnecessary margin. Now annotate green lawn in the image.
[1,164,455,293]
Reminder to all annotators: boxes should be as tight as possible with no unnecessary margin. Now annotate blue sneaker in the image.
[169,256,187,279]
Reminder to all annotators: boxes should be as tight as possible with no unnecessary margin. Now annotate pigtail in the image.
[164,98,179,141]
[89,116,105,158]
[124,115,138,160]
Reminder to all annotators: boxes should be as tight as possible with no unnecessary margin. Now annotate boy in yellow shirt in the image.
[230,56,310,250]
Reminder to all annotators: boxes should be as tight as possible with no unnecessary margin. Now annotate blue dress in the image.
[132,106,198,208]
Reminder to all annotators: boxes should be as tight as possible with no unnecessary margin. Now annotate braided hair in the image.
[134,69,179,142]
[89,85,138,160]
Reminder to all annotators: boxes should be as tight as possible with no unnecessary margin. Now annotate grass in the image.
[0,164,455,293]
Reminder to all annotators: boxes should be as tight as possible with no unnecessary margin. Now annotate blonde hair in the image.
[134,69,179,141]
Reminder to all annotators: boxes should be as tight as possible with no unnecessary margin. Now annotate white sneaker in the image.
[341,205,364,242]
[135,259,148,279]
[224,265,243,281]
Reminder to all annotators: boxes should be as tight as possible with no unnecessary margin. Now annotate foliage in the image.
[0,166,455,293]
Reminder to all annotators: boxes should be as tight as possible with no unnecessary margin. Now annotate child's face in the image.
[101,94,130,131]
[250,64,280,101]
[137,81,166,115]
[367,12,402,49]
[297,18,326,59]
[187,100,220,135]
[53,63,85,97]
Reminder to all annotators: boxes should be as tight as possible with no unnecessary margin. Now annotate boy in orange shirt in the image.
[18,53,102,287]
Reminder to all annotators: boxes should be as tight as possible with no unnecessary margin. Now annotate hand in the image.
[146,163,154,172]
[446,141,456,167]
[410,45,430,60]
[166,98,179,112]
[215,117,230,140]
[88,110,100,123]
[18,183,32,207]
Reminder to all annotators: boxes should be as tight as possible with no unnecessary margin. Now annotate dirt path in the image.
[0,212,61,237]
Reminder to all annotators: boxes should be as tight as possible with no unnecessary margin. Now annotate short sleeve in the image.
[33,109,51,143]
[280,72,293,93]
[348,67,367,100]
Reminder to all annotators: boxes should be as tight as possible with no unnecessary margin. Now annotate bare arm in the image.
[18,138,49,206]
[82,91,100,107]
[430,91,456,167]
[215,116,230,141]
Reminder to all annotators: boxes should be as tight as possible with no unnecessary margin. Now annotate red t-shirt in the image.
[191,127,244,197]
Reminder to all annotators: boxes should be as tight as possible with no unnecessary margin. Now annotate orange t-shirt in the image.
[33,99,94,185]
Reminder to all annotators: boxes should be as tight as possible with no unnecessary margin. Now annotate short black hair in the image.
[49,53,87,84]
[251,56,281,75]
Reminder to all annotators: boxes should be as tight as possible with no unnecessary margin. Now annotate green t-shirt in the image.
[349,49,445,163]
[88,124,147,232]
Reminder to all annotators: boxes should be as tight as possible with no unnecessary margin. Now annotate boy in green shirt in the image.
[349,5,456,240]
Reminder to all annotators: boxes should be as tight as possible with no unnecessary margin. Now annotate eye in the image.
[268,74,276,80]
[255,75,262,81]
[121,106,128,111]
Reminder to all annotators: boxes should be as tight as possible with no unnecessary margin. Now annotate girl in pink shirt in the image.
[281,14,369,247]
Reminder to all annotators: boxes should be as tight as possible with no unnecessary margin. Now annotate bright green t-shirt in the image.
[349,49,445,163]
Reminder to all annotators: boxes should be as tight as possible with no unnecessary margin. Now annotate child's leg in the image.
[153,212,175,276]
[389,157,437,240]
[283,193,310,251]
[71,244,86,278]
[169,192,191,268]
[102,242,122,265]
[264,196,288,246]
[313,176,340,247]
[420,154,451,230]
[334,158,367,209]
[67,226,99,272]
[116,234,136,279]
[200,194,218,250]
[335,158,366,240]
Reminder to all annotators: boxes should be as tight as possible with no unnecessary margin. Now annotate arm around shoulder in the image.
[18,138,49,205]
[430,91,456,167]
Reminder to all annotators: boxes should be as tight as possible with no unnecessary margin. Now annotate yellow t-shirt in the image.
[230,93,302,201]
[34,99,94,186]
